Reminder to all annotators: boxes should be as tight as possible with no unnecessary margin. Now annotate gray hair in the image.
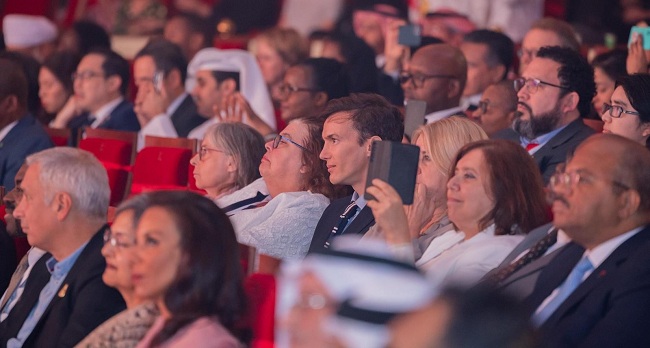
[114,194,151,228]
[206,123,265,189]
[26,147,110,220]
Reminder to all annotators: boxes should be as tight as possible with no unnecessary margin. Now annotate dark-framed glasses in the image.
[277,83,318,98]
[71,70,105,82]
[398,72,457,88]
[272,134,311,153]
[103,227,136,249]
[513,77,570,94]
[601,103,640,118]
[477,100,490,114]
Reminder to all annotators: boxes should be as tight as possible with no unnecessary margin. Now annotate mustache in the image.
[546,188,569,207]
[515,102,533,117]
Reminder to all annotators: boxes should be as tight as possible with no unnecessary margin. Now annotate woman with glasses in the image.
[132,191,248,347]
[602,74,650,148]
[189,123,266,200]
[75,195,159,347]
[226,116,346,260]
[367,139,549,286]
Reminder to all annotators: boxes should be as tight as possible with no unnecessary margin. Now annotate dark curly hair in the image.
[449,139,549,235]
[146,191,249,346]
[536,46,596,117]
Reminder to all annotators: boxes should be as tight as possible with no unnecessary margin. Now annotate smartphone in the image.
[404,99,427,141]
[152,71,164,94]
[398,24,421,47]
[629,26,650,50]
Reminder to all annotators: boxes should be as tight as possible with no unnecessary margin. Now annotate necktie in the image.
[221,192,268,213]
[488,228,558,284]
[0,256,30,318]
[532,255,593,326]
[324,201,359,249]
[526,142,539,151]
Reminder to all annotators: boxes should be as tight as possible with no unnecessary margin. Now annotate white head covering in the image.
[3,15,58,48]
[186,48,276,130]
[278,236,436,348]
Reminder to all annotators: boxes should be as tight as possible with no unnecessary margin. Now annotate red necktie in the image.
[526,142,539,151]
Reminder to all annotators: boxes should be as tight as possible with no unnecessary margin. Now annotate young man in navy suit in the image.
[308,93,403,253]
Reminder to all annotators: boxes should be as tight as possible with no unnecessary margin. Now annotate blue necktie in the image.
[324,201,359,249]
[533,255,593,326]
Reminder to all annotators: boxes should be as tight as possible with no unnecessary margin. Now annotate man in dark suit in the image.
[522,134,650,347]
[495,46,595,183]
[0,147,125,347]
[307,94,403,253]
[0,59,53,191]
[133,39,206,138]
[67,48,140,134]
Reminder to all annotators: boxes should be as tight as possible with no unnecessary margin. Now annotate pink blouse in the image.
[136,316,240,348]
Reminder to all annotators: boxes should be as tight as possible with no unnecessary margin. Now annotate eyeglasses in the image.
[477,100,490,114]
[549,164,630,191]
[292,293,334,311]
[517,47,538,59]
[272,134,311,153]
[103,227,135,249]
[601,103,640,118]
[277,84,318,98]
[71,71,105,82]
[513,77,570,94]
[198,146,227,161]
[399,72,457,88]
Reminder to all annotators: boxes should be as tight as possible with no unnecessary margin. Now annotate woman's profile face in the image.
[259,120,309,192]
[414,136,448,207]
[132,206,183,302]
[38,67,69,114]
[256,38,288,87]
[602,86,650,145]
[592,67,616,117]
[446,149,495,231]
[189,135,237,197]
[101,210,137,291]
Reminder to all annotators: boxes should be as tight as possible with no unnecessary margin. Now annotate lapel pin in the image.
[58,284,69,298]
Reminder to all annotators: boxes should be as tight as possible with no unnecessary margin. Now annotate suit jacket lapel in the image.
[533,119,583,164]
[500,245,567,289]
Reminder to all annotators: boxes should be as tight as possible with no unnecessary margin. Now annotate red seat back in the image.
[245,273,276,348]
[130,147,193,195]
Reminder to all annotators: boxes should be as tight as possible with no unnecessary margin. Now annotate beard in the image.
[513,102,562,140]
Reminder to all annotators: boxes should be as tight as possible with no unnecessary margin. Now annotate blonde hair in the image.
[253,28,308,66]
[411,116,488,176]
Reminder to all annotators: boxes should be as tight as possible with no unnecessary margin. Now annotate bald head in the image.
[403,44,467,113]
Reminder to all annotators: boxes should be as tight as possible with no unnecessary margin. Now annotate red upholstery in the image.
[79,138,135,205]
[130,147,193,195]
[44,127,72,147]
[245,273,276,348]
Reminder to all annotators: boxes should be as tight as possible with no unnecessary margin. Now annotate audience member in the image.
[0,51,45,124]
[602,74,650,147]
[460,29,514,110]
[365,117,487,262]
[591,49,628,118]
[39,51,80,121]
[276,58,349,123]
[499,46,596,183]
[58,21,112,57]
[352,3,404,68]
[308,93,403,253]
[190,123,265,200]
[132,191,248,347]
[186,48,276,139]
[400,44,467,123]
[471,81,517,137]
[523,134,650,347]
[420,10,476,48]
[0,59,53,190]
[2,14,57,63]
[2,164,27,236]
[132,39,204,145]
[518,18,581,75]
[279,0,344,36]
[228,117,342,259]
[164,12,214,61]
[0,148,126,347]
[281,236,434,348]
[61,48,140,133]
[369,140,548,286]
[389,286,537,348]
[113,0,167,35]
[75,195,159,347]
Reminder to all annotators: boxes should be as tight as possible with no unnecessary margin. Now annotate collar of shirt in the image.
[45,240,90,279]
[425,105,465,124]
[375,54,386,69]
[351,191,368,210]
[520,123,568,154]
[91,97,124,128]
[0,120,18,142]
[583,226,644,272]
[166,92,188,115]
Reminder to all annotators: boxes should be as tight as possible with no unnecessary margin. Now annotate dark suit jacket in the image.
[494,118,594,183]
[0,228,126,348]
[170,94,207,138]
[524,225,650,348]
[0,224,17,293]
[0,114,53,190]
[307,195,375,253]
[68,99,140,133]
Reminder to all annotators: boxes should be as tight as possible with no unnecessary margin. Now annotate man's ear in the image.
[165,69,182,90]
[560,91,580,114]
[313,91,328,108]
[365,135,382,156]
[447,79,462,99]
[54,192,73,221]
[0,95,18,114]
